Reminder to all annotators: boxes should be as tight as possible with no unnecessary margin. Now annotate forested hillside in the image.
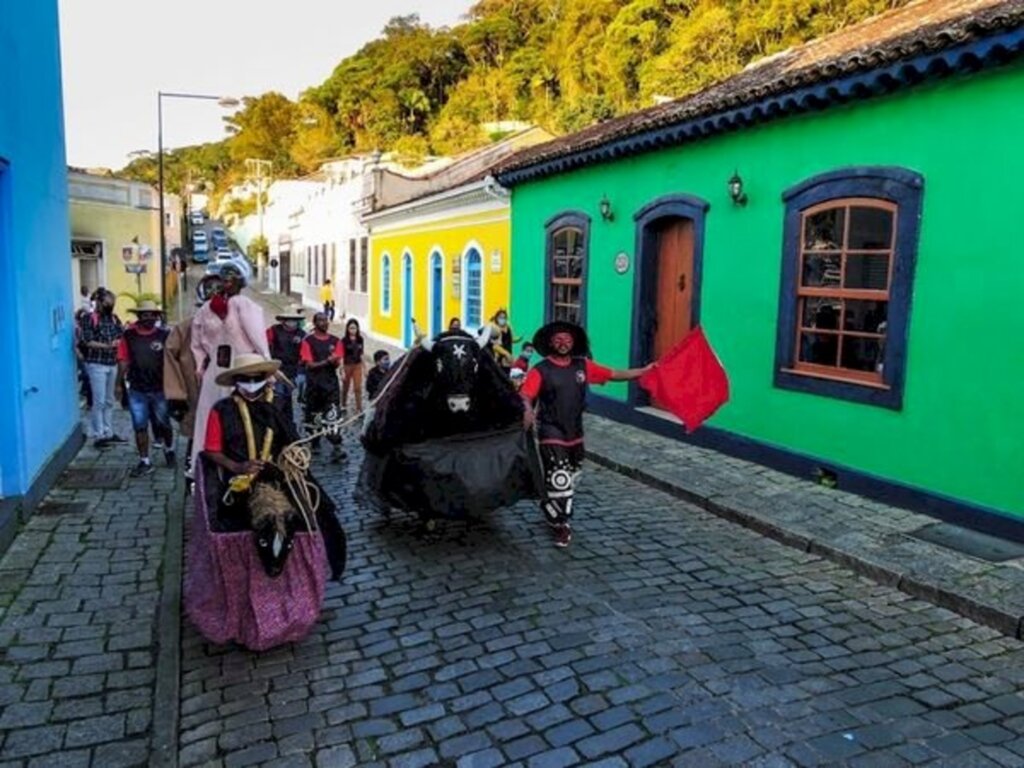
[122,0,907,199]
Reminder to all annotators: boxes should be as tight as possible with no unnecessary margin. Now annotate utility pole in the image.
[245,158,273,281]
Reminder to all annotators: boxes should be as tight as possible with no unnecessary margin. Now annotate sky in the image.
[58,0,472,170]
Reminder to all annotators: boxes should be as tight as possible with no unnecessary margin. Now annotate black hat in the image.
[532,320,590,358]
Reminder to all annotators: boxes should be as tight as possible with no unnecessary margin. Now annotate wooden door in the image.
[652,219,694,406]
[280,251,292,296]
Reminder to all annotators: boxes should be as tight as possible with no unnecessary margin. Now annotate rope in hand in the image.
[270,344,416,527]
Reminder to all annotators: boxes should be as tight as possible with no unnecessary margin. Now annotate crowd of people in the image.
[73,269,653,558]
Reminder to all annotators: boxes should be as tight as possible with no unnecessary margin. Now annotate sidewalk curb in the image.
[150,465,185,768]
[587,449,1024,640]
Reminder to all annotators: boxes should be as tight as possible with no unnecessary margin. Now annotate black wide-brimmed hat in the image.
[532,320,590,358]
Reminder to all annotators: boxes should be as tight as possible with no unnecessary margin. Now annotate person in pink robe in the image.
[189,267,269,472]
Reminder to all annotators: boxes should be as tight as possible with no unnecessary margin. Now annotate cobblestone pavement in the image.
[179,426,1024,768]
[0,411,178,767]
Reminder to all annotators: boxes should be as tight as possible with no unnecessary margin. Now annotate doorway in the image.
[402,253,413,348]
[631,195,708,408]
[430,252,443,338]
[280,250,292,296]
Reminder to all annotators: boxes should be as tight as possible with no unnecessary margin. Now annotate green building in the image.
[497,0,1024,531]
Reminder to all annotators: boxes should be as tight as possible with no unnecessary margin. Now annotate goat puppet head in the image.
[249,481,301,577]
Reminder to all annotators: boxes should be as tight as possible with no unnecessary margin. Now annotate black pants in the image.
[540,443,584,525]
[323,301,335,322]
[304,385,341,448]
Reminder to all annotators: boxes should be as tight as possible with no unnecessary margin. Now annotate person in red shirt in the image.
[298,312,346,462]
[520,321,652,548]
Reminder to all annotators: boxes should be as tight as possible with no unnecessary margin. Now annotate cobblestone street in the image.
[177,431,1024,768]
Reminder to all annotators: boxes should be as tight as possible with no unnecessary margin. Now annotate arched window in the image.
[463,248,482,329]
[381,253,392,315]
[348,239,357,291]
[429,251,444,338]
[545,212,590,324]
[775,167,923,409]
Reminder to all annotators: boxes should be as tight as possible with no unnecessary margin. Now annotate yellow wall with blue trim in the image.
[370,207,511,345]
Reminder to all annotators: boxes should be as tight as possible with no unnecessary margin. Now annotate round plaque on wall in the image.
[614,251,630,275]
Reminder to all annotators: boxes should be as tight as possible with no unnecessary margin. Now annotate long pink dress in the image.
[190,294,269,470]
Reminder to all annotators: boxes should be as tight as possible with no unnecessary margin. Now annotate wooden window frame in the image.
[348,239,357,292]
[775,167,924,410]
[359,237,368,294]
[544,211,590,325]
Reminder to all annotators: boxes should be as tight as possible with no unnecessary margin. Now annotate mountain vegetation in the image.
[121,0,907,199]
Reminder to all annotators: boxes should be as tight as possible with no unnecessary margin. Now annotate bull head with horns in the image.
[361,322,523,449]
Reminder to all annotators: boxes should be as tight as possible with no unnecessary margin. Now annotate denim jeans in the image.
[85,362,117,438]
[127,390,171,434]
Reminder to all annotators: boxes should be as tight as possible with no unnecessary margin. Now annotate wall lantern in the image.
[599,194,614,222]
[728,171,748,206]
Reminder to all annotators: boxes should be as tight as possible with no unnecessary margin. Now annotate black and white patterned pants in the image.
[540,443,584,525]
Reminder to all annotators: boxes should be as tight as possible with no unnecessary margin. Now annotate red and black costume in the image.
[203,393,346,579]
[521,324,612,526]
[299,332,343,450]
[266,322,306,419]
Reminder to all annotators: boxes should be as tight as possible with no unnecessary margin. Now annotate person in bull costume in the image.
[521,321,652,548]
[202,353,346,580]
[266,306,306,424]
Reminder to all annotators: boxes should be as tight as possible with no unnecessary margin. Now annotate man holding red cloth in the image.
[520,322,652,548]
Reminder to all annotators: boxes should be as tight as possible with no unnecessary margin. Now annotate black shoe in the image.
[330,448,347,464]
[108,435,128,444]
[94,437,112,449]
[553,523,572,549]
[129,461,155,478]
[164,450,177,468]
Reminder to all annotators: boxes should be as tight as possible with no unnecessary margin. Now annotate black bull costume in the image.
[357,329,545,519]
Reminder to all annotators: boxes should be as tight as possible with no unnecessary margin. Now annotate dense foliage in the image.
[121,0,907,195]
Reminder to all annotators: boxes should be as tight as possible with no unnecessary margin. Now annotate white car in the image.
[206,250,252,282]
[190,211,204,226]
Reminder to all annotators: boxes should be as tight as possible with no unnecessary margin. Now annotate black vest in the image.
[124,327,169,392]
[211,395,297,464]
[534,357,589,443]
[268,324,305,378]
[305,333,341,391]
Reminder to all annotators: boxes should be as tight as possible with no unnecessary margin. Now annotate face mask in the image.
[101,304,114,315]
[496,317,507,327]
[379,359,391,370]
[138,318,157,329]
[236,381,267,396]
[283,320,298,331]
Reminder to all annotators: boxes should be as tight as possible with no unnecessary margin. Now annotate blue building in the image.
[0,1,81,551]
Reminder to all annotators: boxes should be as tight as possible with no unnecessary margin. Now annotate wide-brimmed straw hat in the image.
[127,299,163,314]
[215,353,281,386]
[532,321,590,358]
[275,305,305,321]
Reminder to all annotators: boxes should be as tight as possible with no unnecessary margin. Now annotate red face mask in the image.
[210,292,230,320]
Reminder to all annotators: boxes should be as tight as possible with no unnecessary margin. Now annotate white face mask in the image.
[236,381,267,396]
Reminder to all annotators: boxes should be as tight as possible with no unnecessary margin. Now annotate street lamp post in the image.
[157,91,239,312]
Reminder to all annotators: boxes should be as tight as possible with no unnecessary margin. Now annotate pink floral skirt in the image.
[184,460,327,651]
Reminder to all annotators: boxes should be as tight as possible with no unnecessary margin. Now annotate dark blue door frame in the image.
[629,194,710,406]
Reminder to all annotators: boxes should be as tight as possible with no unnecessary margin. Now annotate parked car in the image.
[190,210,204,226]
[210,227,228,250]
[205,250,253,282]
[192,231,209,263]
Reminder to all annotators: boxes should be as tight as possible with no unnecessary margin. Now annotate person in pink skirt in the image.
[189,265,269,474]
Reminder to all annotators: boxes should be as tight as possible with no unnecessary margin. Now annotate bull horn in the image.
[413,320,434,351]
[473,324,493,347]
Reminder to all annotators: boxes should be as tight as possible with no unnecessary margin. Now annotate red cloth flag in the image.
[638,327,729,433]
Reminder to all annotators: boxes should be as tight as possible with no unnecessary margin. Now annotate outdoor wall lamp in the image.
[599,194,615,222]
[728,171,748,206]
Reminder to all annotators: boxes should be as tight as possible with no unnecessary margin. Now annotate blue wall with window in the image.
[0,1,79,546]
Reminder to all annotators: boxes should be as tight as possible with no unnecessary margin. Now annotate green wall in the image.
[510,65,1024,518]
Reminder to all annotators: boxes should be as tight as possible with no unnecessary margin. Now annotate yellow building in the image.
[68,169,181,316]
[363,128,551,347]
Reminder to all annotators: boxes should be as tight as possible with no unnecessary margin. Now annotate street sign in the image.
[121,246,134,262]
[125,264,147,274]
[270,259,279,268]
